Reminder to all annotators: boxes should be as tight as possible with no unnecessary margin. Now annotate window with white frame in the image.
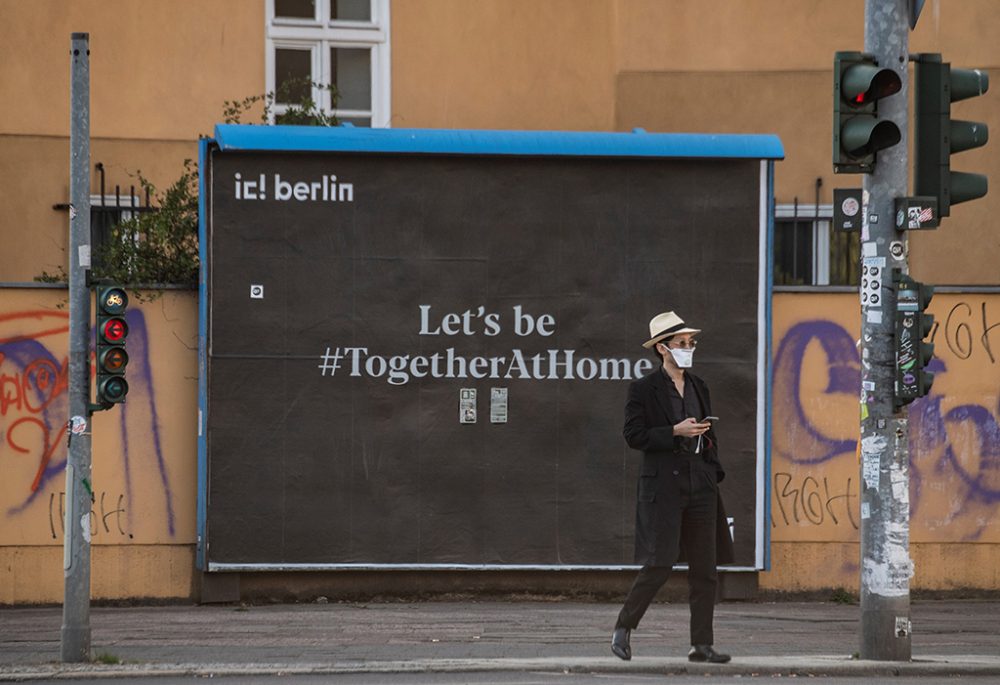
[774,203,860,286]
[266,0,390,127]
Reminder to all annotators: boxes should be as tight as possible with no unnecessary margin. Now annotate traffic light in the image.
[833,51,903,173]
[894,272,935,409]
[914,53,990,217]
[95,286,130,406]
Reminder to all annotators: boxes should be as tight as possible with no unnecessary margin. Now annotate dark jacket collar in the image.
[651,367,706,422]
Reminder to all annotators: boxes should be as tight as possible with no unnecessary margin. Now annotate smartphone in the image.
[702,416,719,422]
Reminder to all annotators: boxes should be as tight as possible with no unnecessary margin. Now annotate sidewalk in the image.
[2,600,999,679]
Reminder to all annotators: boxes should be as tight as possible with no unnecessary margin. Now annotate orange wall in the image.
[763,292,1000,591]
[0,136,198,283]
[391,0,616,130]
[0,290,198,603]
[0,0,262,283]
[0,0,264,141]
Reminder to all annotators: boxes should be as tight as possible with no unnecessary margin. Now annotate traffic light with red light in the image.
[95,286,130,406]
[833,51,903,173]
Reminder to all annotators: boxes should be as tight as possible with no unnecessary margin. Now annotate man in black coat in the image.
[611,311,733,664]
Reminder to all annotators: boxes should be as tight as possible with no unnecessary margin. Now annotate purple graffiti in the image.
[121,310,176,536]
[775,319,999,538]
[940,404,1000,499]
[1,309,175,538]
[906,358,947,521]
[772,320,860,464]
[910,392,1000,540]
[1,339,68,514]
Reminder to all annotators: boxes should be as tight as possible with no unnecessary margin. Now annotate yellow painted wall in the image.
[391,0,616,130]
[614,0,862,72]
[0,136,198,283]
[0,0,264,140]
[763,293,1000,591]
[0,546,195,605]
[0,290,198,603]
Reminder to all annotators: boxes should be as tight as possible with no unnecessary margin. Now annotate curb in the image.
[4,655,1000,681]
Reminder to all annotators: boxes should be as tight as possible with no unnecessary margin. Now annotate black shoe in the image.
[611,627,631,660]
[688,644,730,663]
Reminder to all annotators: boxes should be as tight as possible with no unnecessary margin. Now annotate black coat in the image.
[622,368,735,566]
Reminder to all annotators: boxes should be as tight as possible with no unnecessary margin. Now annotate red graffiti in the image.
[0,310,69,345]
[0,354,68,416]
[1,310,73,500]
[6,416,68,493]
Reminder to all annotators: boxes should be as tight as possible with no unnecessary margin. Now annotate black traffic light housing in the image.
[94,286,130,409]
[894,271,935,409]
[914,53,990,218]
[834,51,903,173]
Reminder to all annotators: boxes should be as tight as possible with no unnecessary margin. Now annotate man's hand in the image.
[673,417,711,438]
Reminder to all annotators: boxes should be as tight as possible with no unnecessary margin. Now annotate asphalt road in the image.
[19,673,993,684]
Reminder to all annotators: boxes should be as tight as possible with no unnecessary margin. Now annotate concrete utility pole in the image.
[62,32,93,663]
[859,0,911,661]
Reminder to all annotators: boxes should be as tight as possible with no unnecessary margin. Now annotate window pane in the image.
[276,48,312,104]
[275,0,315,19]
[829,229,861,286]
[773,219,814,285]
[331,0,371,21]
[330,47,371,110]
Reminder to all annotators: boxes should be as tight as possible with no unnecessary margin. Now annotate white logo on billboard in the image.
[234,173,354,203]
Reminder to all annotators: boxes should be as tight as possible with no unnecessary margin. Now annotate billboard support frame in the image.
[197,125,783,575]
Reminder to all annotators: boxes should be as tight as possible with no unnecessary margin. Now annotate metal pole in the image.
[61,32,93,663]
[860,0,911,661]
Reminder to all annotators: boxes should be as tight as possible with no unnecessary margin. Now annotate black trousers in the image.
[616,463,719,646]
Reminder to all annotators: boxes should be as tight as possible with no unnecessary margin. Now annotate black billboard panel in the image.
[200,126,782,571]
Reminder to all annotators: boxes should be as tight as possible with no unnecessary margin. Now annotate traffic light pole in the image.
[859,0,911,661]
[61,32,93,663]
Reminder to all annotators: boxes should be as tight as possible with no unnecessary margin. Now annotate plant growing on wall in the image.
[95,159,200,293]
[223,80,339,127]
[36,79,338,299]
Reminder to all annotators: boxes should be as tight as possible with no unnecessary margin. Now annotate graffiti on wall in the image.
[771,295,1000,544]
[4,294,995,563]
[0,307,175,544]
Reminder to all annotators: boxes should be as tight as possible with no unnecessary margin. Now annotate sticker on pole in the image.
[894,196,939,230]
[70,415,87,435]
[833,188,862,231]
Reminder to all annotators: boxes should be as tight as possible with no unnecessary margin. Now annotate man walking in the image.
[611,311,733,663]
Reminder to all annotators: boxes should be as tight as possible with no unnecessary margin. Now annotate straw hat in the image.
[642,311,701,349]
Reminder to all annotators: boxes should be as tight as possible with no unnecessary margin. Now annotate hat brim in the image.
[642,327,701,349]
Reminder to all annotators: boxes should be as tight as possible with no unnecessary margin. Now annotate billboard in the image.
[199,126,782,571]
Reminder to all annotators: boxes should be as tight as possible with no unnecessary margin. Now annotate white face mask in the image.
[669,347,694,368]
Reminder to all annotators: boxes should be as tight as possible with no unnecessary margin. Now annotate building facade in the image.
[1,0,998,603]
